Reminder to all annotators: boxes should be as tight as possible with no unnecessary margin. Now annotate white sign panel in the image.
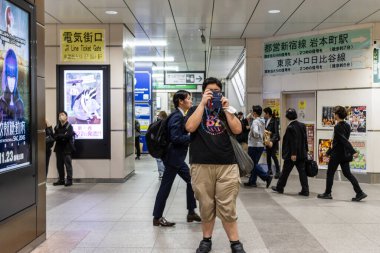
[165,71,205,85]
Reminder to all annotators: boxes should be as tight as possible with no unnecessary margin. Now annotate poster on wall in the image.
[263,99,280,118]
[321,106,366,133]
[350,140,366,172]
[0,0,31,173]
[374,48,380,83]
[64,70,103,139]
[318,139,332,167]
[305,124,315,159]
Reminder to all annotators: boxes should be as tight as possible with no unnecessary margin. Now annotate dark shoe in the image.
[196,240,212,253]
[135,156,140,160]
[64,181,73,187]
[53,180,65,186]
[352,192,367,202]
[153,217,175,227]
[274,173,280,179]
[266,176,273,188]
[298,191,309,197]
[317,193,333,199]
[187,213,202,222]
[231,242,246,253]
[243,182,257,187]
[271,186,284,193]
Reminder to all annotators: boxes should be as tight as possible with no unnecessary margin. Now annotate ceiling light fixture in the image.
[124,40,167,48]
[105,10,118,15]
[268,9,280,14]
[152,66,179,71]
[131,56,174,62]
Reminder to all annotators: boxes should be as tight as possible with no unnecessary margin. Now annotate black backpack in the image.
[145,114,174,159]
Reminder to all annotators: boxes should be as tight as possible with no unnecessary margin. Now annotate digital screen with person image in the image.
[0,0,30,173]
[63,70,103,139]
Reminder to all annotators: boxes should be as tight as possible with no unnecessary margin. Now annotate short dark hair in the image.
[263,107,273,116]
[237,111,243,116]
[334,106,347,119]
[252,105,262,116]
[59,111,68,117]
[285,108,297,120]
[173,90,190,108]
[202,77,222,92]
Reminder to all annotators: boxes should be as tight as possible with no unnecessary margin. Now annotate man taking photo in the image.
[186,77,246,253]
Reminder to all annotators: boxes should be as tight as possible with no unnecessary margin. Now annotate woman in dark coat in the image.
[318,106,367,201]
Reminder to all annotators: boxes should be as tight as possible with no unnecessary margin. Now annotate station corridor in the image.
[33,157,380,253]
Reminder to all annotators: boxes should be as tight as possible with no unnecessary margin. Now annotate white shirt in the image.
[178,108,185,116]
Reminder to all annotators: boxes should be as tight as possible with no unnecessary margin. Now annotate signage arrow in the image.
[196,76,203,82]
[351,36,367,43]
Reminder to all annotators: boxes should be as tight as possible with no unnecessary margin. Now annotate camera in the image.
[211,91,222,110]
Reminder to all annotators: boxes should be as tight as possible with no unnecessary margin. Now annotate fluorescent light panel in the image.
[132,56,174,62]
[152,66,179,71]
[125,40,167,47]
[268,9,280,14]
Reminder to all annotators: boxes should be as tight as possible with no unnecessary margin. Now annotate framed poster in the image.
[318,139,332,167]
[321,106,366,134]
[125,68,134,157]
[0,0,37,222]
[305,123,315,159]
[57,65,110,159]
[350,140,366,172]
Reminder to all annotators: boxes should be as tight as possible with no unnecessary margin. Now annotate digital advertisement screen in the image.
[63,70,103,139]
[0,0,30,173]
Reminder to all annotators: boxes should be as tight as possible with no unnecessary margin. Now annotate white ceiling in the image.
[45,0,380,79]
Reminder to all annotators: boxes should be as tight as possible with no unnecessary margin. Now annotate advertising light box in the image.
[63,70,104,139]
[0,0,31,173]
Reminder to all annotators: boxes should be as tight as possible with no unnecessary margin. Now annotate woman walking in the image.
[317,106,367,201]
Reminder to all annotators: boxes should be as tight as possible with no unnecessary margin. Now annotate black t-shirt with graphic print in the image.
[185,106,236,164]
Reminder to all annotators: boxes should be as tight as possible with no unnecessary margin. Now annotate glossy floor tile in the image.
[33,156,380,253]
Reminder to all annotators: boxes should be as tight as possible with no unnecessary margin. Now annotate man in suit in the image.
[272,108,309,196]
[263,107,280,178]
[152,90,201,227]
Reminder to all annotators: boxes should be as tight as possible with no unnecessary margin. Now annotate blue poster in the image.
[135,71,151,102]
[135,103,151,153]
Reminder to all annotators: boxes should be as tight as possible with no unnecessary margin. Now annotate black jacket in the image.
[327,121,356,161]
[282,120,308,161]
[163,109,190,166]
[54,121,75,153]
[46,126,55,150]
[265,117,280,148]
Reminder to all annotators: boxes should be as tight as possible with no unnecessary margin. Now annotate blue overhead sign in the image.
[135,71,151,102]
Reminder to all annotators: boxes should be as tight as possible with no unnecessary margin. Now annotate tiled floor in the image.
[33,156,380,253]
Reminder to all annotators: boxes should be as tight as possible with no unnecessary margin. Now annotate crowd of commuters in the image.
[144,77,368,253]
[43,76,368,253]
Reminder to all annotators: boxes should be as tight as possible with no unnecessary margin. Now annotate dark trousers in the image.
[135,136,141,158]
[56,152,73,182]
[325,158,362,194]
[248,147,269,184]
[277,159,309,193]
[153,161,197,218]
[46,149,52,176]
[266,146,280,175]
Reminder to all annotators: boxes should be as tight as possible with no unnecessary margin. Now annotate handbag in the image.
[221,116,253,177]
[305,159,318,177]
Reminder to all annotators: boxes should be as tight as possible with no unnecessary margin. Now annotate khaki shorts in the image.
[190,164,240,223]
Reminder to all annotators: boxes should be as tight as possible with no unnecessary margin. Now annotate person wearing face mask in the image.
[53,111,75,186]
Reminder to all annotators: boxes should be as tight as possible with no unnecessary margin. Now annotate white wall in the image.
[259,23,380,175]
[45,24,135,181]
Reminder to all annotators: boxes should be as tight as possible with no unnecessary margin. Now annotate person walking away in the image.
[135,119,141,160]
[263,107,281,178]
[152,90,201,227]
[186,77,246,253]
[45,119,55,176]
[53,111,75,187]
[236,112,249,152]
[317,106,367,201]
[272,108,309,196]
[244,105,272,188]
[156,111,168,179]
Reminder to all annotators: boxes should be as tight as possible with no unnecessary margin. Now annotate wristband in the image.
[224,106,237,114]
